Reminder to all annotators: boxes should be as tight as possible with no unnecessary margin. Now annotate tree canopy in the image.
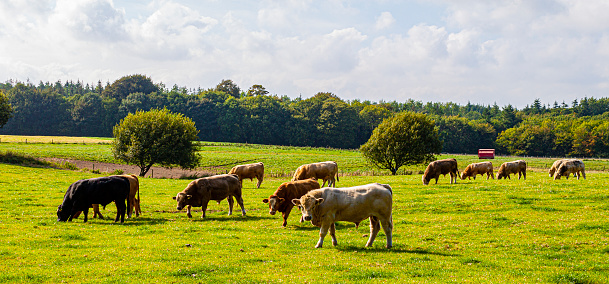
[360,112,442,175]
[0,90,12,128]
[112,108,200,176]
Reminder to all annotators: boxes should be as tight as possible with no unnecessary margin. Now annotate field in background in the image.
[0,135,609,283]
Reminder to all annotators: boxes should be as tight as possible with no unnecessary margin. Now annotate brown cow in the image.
[292,161,339,187]
[460,161,494,180]
[263,178,320,227]
[554,159,585,180]
[292,183,393,249]
[229,162,264,188]
[422,158,459,185]
[549,159,579,178]
[172,174,245,218]
[497,160,527,180]
[72,174,141,219]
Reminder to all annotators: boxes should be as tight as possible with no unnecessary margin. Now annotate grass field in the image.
[1,136,609,283]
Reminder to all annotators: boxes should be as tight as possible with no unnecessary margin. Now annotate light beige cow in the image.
[497,160,527,180]
[554,159,585,180]
[292,183,393,249]
[292,161,339,187]
[460,161,494,180]
[229,162,264,188]
[549,159,579,178]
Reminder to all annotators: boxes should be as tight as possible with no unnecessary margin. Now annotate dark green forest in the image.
[1,75,609,158]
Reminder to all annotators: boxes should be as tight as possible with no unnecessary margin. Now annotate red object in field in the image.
[478,149,495,159]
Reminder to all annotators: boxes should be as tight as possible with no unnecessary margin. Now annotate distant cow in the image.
[229,162,264,188]
[57,176,131,223]
[554,159,585,180]
[460,161,494,180]
[263,178,320,227]
[497,160,527,180]
[72,174,141,220]
[172,174,245,218]
[292,183,393,249]
[422,158,459,185]
[292,161,339,187]
[549,159,579,178]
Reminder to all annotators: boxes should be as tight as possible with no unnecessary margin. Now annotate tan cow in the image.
[263,178,320,227]
[554,159,585,180]
[173,174,245,218]
[72,174,140,219]
[422,158,459,185]
[292,183,393,249]
[549,159,579,178]
[460,161,494,180]
[292,161,339,187]
[497,160,527,180]
[229,162,264,188]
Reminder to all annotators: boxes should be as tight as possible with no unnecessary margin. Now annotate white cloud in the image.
[375,12,395,30]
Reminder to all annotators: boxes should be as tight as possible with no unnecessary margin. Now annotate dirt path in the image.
[42,158,219,179]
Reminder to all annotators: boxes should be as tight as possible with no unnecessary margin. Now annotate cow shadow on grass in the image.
[337,245,459,256]
[88,216,170,226]
[291,222,371,231]
[180,215,274,222]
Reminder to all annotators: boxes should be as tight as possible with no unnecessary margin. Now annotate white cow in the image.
[292,183,393,249]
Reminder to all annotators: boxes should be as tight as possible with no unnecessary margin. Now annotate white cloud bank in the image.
[1,0,609,108]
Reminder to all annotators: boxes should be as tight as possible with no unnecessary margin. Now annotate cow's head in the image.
[292,195,323,221]
[173,193,192,211]
[262,195,284,215]
[422,175,430,185]
[57,205,69,222]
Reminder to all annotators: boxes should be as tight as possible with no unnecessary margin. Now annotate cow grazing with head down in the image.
[263,178,320,227]
[71,174,141,220]
[554,159,585,180]
[173,174,245,218]
[497,160,527,180]
[57,176,131,223]
[292,161,339,187]
[229,162,264,188]
[460,161,494,180]
[549,159,579,178]
[422,158,459,185]
[292,183,393,249]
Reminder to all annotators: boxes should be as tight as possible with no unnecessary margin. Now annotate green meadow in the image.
[1,136,609,283]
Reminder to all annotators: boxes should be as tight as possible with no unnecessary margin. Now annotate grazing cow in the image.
[292,161,339,187]
[229,162,264,188]
[548,159,579,178]
[262,178,320,227]
[72,174,141,220]
[57,176,131,223]
[497,160,527,180]
[291,183,393,249]
[460,161,494,180]
[422,158,459,185]
[172,174,245,218]
[554,159,586,180]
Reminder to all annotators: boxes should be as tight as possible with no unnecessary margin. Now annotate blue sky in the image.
[1,0,609,108]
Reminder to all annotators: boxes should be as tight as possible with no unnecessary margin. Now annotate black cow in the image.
[57,176,131,223]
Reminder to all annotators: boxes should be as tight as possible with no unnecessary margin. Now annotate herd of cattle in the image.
[57,158,586,249]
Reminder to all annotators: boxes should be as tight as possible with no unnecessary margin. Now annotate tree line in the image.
[1,75,609,157]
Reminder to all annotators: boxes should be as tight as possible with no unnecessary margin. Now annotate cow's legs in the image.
[380,215,393,249]
[330,223,338,246]
[316,223,331,248]
[186,205,193,218]
[522,170,526,180]
[235,194,246,216]
[82,209,89,223]
[282,205,293,227]
[227,196,234,216]
[256,175,263,188]
[321,179,327,187]
[366,216,380,247]
[201,201,210,218]
[115,199,126,223]
[582,170,586,179]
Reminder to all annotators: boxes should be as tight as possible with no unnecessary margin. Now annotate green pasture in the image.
[1,138,609,283]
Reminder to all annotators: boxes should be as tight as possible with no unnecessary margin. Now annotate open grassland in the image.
[1,149,609,282]
[1,135,608,175]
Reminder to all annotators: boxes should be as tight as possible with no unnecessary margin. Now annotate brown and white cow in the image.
[549,159,579,178]
[460,161,494,180]
[229,162,264,188]
[497,160,527,180]
[291,183,393,249]
[172,174,245,218]
[554,159,585,180]
[422,158,459,185]
[262,178,320,227]
[292,161,339,187]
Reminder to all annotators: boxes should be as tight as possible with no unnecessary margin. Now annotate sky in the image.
[1,0,609,108]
